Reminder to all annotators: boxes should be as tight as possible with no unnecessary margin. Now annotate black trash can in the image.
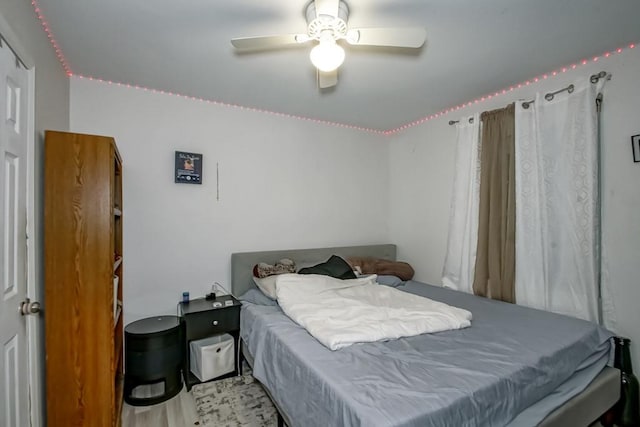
[124,315,183,406]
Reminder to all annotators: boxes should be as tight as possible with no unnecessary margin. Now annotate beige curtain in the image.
[472,103,516,303]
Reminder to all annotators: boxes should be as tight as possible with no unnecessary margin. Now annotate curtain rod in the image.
[449,71,612,124]
[522,84,575,109]
[448,117,474,126]
[522,71,610,109]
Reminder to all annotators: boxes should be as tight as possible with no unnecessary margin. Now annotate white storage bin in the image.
[189,333,234,382]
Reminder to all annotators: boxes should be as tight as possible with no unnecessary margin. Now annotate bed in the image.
[231,244,620,427]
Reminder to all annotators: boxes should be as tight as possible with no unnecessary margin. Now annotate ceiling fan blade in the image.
[314,0,340,18]
[317,69,338,89]
[231,34,310,50]
[346,28,427,48]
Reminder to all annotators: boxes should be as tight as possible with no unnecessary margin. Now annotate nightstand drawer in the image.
[184,306,239,341]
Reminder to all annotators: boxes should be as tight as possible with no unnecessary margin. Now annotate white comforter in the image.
[275,274,472,350]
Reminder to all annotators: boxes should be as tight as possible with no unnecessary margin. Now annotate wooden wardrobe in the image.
[44,131,124,426]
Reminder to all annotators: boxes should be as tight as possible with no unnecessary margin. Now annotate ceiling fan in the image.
[230,0,427,89]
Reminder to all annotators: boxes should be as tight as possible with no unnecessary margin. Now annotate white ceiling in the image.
[38,0,640,131]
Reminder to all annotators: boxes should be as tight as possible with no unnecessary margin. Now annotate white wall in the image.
[70,79,389,321]
[388,118,456,282]
[389,47,640,373]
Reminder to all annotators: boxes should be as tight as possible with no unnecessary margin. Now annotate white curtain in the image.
[514,78,607,322]
[442,114,481,294]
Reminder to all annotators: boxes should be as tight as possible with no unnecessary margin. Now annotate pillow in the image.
[253,258,296,278]
[297,255,357,280]
[252,275,278,299]
[375,275,405,287]
[239,288,277,306]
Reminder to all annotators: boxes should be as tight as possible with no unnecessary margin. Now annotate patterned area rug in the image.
[192,374,277,427]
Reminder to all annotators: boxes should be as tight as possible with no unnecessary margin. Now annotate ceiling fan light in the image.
[310,40,345,72]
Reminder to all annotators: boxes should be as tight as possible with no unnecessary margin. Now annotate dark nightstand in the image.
[178,294,241,391]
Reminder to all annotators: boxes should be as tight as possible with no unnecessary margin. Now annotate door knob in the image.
[19,298,41,315]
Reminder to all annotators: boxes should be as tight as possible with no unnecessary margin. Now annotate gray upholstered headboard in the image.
[231,244,397,297]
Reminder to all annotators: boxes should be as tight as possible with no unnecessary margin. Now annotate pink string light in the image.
[385,41,638,135]
[31,0,72,76]
[30,0,636,136]
[72,73,386,134]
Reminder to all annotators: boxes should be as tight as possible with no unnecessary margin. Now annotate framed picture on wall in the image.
[632,135,640,163]
[175,151,203,184]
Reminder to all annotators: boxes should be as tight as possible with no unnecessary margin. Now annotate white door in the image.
[0,38,30,427]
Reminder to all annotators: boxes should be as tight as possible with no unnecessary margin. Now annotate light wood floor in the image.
[121,385,201,427]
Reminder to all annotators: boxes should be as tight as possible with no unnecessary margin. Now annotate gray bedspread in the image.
[240,280,612,427]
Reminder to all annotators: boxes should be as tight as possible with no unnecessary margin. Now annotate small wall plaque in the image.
[175,151,202,184]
